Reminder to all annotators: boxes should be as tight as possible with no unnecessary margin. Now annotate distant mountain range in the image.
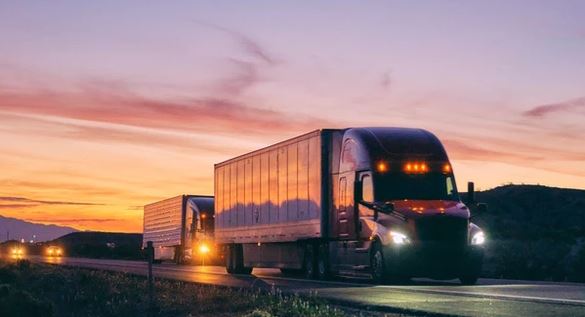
[0,215,77,242]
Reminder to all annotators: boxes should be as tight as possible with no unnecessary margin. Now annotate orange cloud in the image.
[0,86,331,136]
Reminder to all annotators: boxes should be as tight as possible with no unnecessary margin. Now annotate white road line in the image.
[37,257,585,307]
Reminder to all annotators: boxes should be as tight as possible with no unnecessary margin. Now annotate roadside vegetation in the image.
[469,185,585,282]
[0,259,405,317]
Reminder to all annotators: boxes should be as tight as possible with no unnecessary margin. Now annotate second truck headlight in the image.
[471,231,486,245]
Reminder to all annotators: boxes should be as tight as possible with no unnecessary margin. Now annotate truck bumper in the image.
[384,244,484,279]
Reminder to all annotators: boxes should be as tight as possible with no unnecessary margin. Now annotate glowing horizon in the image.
[1,1,584,232]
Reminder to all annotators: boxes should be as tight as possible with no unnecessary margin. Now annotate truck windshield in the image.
[374,173,459,201]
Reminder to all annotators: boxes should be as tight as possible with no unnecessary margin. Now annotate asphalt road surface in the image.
[22,256,585,317]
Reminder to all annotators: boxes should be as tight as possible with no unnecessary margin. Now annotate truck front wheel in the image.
[371,244,387,283]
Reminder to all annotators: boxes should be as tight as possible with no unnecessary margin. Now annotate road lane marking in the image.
[33,256,585,307]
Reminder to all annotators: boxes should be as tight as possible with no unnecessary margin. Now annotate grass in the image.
[0,259,403,317]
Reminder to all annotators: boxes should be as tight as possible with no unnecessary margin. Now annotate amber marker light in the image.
[201,213,207,219]
[376,161,389,173]
[443,163,452,173]
[404,162,429,174]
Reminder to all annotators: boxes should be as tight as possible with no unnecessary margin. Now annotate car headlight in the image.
[471,231,486,245]
[390,231,411,245]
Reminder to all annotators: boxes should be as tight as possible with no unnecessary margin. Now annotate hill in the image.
[0,215,77,242]
[51,231,144,260]
[465,184,585,282]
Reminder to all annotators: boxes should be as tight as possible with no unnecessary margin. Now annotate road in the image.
[24,255,585,317]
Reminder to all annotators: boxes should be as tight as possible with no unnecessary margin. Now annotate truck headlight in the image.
[199,243,210,254]
[390,231,411,245]
[471,231,485,245]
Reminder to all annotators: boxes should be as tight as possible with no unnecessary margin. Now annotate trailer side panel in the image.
[215,131,324,243]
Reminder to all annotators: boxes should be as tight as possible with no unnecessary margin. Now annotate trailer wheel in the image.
[304,244,316,279]
[316,243,331,280]
[226,244,252,274]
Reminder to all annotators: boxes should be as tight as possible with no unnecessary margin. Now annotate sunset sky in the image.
[1,1,584,233]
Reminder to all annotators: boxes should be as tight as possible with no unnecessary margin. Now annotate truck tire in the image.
[234,244,252,274]
[371,243,387,284]
[304,244,316,279]
[316,243,331,280]
[225,245,237,274]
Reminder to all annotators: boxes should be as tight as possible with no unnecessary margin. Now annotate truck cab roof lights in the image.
[404,162,429,174]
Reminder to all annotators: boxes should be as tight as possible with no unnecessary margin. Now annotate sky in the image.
[0,1,584,233]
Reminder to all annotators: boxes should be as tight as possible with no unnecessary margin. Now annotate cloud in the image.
[219,58,259,96]
[0,86,330,136]
[442,139,531,162]
[193,21,280,97]
[522,97,585,118]
[0,204,33,210]
[380,71,391,90]
[0,196,104,206]
[194,21,278,66]
[30,218,121,224]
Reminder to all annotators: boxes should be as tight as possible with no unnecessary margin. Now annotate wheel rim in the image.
[372,250,384,280]
[318,259,325,276]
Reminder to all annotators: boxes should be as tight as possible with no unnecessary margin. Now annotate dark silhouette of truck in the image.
[214,128,485,284]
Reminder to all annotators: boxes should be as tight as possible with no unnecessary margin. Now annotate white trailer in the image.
[143,195,214,263]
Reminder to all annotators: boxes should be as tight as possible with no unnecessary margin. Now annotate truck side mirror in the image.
[476,203,488,214]
[355,179,363,199]
[467,181,475,205]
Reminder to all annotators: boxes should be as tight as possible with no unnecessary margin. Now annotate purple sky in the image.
[0,1,584,231]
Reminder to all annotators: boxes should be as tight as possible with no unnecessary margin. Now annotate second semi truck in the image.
[143,195,215,264]
[214,127,486,284]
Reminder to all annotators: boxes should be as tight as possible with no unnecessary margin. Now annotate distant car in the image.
[46,246,63,257]
[11,246,25,258]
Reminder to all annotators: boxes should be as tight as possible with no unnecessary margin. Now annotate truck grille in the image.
[415,216,467,245]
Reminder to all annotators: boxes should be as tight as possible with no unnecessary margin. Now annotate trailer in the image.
[143,195,214,264]
[214,128,485,284]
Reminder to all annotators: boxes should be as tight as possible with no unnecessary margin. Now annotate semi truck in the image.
[214,127,486,284]
[143,195,215,264]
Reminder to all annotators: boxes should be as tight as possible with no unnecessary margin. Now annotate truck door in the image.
[349,172,375,267]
